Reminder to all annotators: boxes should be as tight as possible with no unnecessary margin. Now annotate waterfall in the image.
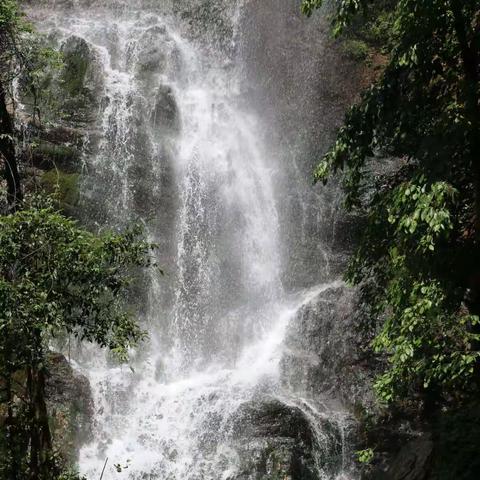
[24,1,357,479]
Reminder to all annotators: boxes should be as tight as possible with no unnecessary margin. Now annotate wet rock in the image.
[173,0,237,57]
[0,354,93,468]
[18,123,86,215]
[61,36,99,95]
[134,25,170,74]
[46,353,94,465]
[388,436,433,480]
[39,125,85,148]
[30,142,82,173]
[60,35,103,124]
[282,285,377,411]
[18,121,86,176]
[234,438,309,480]
[230,399,319,480]
[371,436,433,480]
[132,25,180,91]
[40,169,80,215]
[232,399,314,446]
[151,85,179,134]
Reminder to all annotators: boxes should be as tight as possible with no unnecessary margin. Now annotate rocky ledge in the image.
[46,353,94,467]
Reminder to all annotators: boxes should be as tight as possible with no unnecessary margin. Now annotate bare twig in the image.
[99,457,108,480]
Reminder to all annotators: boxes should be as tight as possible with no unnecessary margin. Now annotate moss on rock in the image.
[60,35,96,98]
[59,35,102,124]
[31,141,82,173]
[40,169,80,211]
[62,50,89,97]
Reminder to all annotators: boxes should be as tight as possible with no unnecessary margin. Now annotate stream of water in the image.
[25,2,356,479]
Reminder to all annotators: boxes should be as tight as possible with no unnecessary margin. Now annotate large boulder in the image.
[281,284,377,411]
[172,0,237,57]
[60,35,103,125]
[230,399,317,480]
[381,436,433,480]
[228,397,350,480]
[131,24,180,93]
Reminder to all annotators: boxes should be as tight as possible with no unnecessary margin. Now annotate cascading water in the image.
[24,1,357,479]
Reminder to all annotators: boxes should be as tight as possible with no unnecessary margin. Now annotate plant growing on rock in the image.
[0,196,153,479]
[0,0,25,209]
[356,447,374,464]
[303,0,480,406]
[1,0,64,211]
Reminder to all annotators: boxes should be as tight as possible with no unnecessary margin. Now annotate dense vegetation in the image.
[2,0,480,476]
[0,2,153,478]
[0,0,23,208]
[0,201,152,479]
[302,0,480,408]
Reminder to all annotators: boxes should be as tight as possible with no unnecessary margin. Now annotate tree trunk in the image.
[27,366,40,480]
[27,328,54,480]
[35,366,53,478]
[0,81,22,210]
[3,337,20,480]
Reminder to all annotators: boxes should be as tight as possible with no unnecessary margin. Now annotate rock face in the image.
[230,399,318,480]
[18,2,367,478]
[151,85,180,134]
[29,131,83,173]
[227,397,356,480]
[172,0,238,57]
[20,123,85,215]
[17,32,103,129]
[17,32,104,215]
[377,436,433,480]
[0,354,93,469]
[239,0,364,291]
[282,285,377,411]
[377,406,480,480]
[46,354,94,466]
[60,35,103,125]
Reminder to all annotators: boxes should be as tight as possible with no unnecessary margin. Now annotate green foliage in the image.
[41,170,80,210]
[61,50,89,97]
[305,0,480,405]
[1,0,63,120]
[342,39,369,60]
[355,447,374,464]
[372,280,479,401]
[387,179,456,253]
[0,197,154,477]
[302,0,364,35]
[0,0,19,28]
[0,197,152,357]
[0,0,33,81]
[302,0,395,44]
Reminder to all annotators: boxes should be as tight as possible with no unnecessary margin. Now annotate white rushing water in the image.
[25,2,356,479]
